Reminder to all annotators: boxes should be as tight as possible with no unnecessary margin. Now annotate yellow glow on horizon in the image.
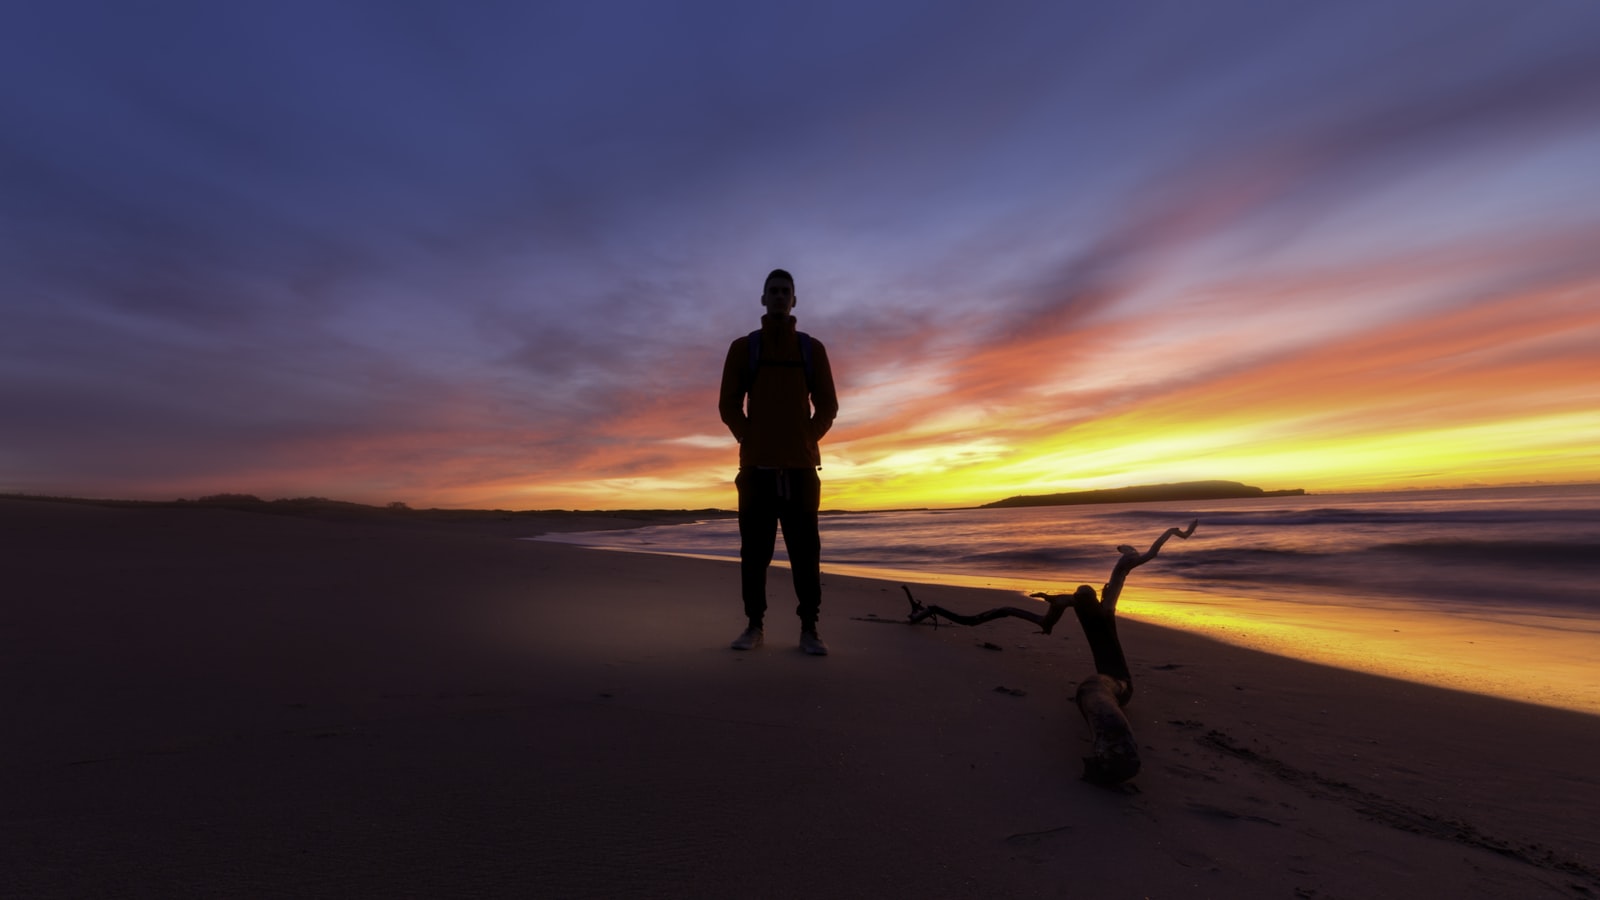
[432,403,1596,511]
[808,408,1600,511]
[394,273,1598,512]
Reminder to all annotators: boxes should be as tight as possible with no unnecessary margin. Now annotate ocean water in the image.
[538,484,1600,714]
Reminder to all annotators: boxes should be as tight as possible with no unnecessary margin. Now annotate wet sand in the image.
[4,497,1598,898]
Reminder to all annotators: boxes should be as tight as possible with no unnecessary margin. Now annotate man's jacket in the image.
[719,314,838,469]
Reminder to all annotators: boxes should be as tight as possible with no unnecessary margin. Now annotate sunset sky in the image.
[4,1,1597,511]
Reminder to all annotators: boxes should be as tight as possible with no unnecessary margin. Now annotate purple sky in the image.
[4,1,1598,509]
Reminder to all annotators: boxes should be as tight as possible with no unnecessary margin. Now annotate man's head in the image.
[762,268,796,318]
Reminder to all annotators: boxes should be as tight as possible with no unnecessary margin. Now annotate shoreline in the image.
[16,479,1599,523]
[5,496,1598,897]
[538,532,1600,718]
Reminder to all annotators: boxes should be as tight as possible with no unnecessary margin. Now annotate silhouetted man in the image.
[718,268,839,655]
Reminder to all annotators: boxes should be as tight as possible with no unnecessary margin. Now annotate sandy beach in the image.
[4,497,1598,899]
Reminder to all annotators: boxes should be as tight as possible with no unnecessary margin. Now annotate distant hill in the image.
[980,480,1305,509]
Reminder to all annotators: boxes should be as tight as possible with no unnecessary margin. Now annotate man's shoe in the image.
[730,626,764,651]
[800,630,829,656]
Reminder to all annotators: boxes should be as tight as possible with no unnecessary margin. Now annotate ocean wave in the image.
[825,543,1101,572]
[1103,505,1597,529]
[542,488,1599,617]
[954,546,1106,569]
[1372,539,1600,567]
[1175,547,1325,563]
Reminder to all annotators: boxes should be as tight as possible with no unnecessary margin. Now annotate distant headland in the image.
[980,480,1306,509]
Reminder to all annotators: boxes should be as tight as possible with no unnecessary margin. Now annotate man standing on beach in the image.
[718,268,839,655]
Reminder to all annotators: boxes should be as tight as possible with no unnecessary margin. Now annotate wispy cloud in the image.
[3,1,1597,508]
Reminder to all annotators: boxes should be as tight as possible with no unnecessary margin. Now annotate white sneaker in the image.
[800,630,829,656]
[730,626,764,651]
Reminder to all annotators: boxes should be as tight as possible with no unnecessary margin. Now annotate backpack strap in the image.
[744,329,815,392]
[798,333,813,390]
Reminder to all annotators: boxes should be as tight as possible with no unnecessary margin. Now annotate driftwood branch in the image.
[903,519,1198,785]
[1100,518,1198,614]
[902,584,1072,633]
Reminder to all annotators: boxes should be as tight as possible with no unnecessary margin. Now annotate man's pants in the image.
[736,467,822,628]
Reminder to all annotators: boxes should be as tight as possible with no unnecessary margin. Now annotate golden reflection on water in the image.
[821,559,1600,717]
[567,550,1599,717]
[1121,585,1600,716]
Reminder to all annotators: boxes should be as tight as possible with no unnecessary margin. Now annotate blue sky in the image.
[4,1,1598,509]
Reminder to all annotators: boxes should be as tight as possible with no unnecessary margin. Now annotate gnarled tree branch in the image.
[902,519,1199,785]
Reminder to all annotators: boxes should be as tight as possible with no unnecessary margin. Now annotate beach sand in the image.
[4,497,1598,898]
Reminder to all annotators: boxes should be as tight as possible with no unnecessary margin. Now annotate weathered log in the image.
[1076,674,1140,784]
[903,519,1198,785]
[1044,519,1197,783]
